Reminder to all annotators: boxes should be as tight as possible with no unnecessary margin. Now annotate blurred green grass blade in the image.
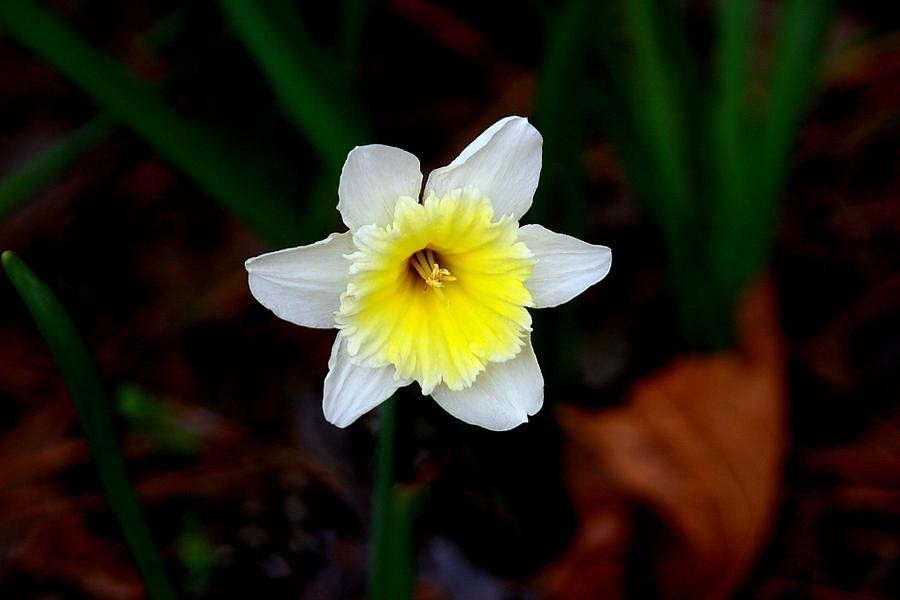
[339,0,369,72]
[617,1,722,347]
[0,113,114,217]
[533,0,594,379]
[0,0,305,246]
[760,0,834,204]
[621,0,694,229]
[2,251,178,600]
[655,0,701,123]
[706,0,754,324]
[533,0,592,231]
[709,0,753,204]
[608,0,729,346]
[592,3,665,220]
[218,0,367,172]
[250,0,342,82]
[140,7,188,55]
[593,0,685,231]
[729,0,833,297]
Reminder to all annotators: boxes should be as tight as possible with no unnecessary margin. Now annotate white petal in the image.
[245,232,354,329]
[431,335,543,431]
[518,224,612,308]
[424,116,542,221]
[323,334,408,427]
[338,144,423,230]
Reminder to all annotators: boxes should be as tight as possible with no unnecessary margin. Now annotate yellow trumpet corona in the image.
[335,188,534,395]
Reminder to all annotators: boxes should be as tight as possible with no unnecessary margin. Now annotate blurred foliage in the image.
[0,0,834,347]
[0,1,415,597]
[0,112,114,216]
[2,251,178,600]
[0,0,306,246]
[217,0,368,172]
[576,0,833,347]
[0,0,862,598]
[117,383,202,456]
[176,518,217,597]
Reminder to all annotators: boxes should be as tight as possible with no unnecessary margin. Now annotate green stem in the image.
[368,397,419,600]
[369,396,397,599]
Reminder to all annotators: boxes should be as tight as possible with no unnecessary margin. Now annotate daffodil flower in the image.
[246,116,611,431]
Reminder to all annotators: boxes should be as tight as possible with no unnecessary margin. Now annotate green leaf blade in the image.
[0,0,305,246]
[0,113,115,217]
[217,0,367,172]
[3,251,178,600]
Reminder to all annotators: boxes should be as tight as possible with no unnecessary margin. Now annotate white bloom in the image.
[246,116,611,431]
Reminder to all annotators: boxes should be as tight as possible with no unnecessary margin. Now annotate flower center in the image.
[409,248,456,289]
[336,187,535,394]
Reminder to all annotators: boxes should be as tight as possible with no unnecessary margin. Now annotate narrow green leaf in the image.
[709,0,754,213]
[217,0,367,172]
[654,0,703,131]
[139,7,189,55]
[0,0,305,246]
[533,0,596,379]
[2,251,178,600]
[757,1,834,214]
[705,0,755,341]
[533,0,592,232]
[601,0,729,347]
[0,113,114,217]
[592,2,667,221]
[339,0,370,74]
[256,0,342,78]
[585,83,659,219]
[719,0,833,302]
[621,0,694,230]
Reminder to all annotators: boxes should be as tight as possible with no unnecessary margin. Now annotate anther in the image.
[410,249,456,290]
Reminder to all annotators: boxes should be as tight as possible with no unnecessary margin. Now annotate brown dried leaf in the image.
[544,280,787,600]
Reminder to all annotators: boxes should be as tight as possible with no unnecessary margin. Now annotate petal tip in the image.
[486,412,530,432]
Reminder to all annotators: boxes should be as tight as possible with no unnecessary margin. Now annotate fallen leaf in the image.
[543,279,786,599]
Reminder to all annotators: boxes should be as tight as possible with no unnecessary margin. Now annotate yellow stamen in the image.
[411,248,456,289]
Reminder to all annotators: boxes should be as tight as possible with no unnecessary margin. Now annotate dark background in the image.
[1,1,898,598]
